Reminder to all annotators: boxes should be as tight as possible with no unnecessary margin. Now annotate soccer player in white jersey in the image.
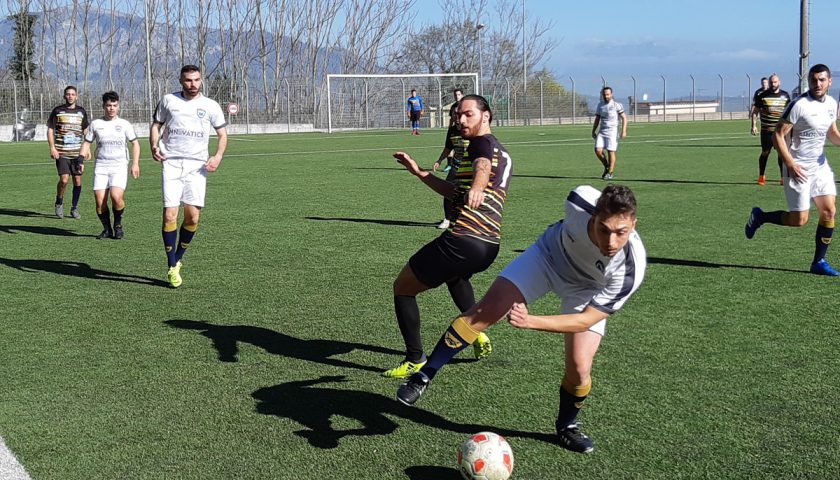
[745,63,840,276]
[397,184,646,454]
[592,87,627,180]
[80,91,140,240]
[150,65,228,288]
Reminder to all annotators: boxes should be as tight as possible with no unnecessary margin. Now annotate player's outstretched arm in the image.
[394,152,456,198]
[507,303,609,333]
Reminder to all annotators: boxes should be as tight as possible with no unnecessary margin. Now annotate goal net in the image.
[326,73,478,133]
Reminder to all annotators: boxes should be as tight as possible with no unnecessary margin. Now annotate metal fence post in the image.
[661,75,666,122]
[506,80,511,126]
[690,75,695,121]
[631,76,637,123]
[539,76,544,126]
[719,74,724,120]
[569,76,575,125]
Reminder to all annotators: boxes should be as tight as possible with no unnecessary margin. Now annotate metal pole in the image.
[327,76,333,133]
[285,79,291,134]
[631,75,637,123]
[436,77,443,129]
[477,23,485,96]
[746,73,751,113]
[506,80,511,126]
[601,76,606,88]
[539,76,544,126]
[661,75,666,122]
[364,79,369,129]
[143,0,154,121]
[690,74,695,121]
[719,74,724,120]
[522,0,527,126]
[401,79,406,130]
[569,76,576,124]
[245,78,250,135]
[800,0,809,94]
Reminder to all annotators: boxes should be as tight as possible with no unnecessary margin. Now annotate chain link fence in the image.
[2,72,824,141]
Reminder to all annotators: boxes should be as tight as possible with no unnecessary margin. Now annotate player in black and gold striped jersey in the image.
[47,86,90,218]
[384,95,513,379]
[432,88,466,229]
[750,74,790,185]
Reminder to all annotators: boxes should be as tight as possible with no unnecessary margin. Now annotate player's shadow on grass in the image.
[0,224,96,237]
[0,208,56,219]
[165,319,405,373]
[252,375,557,450]
[0,257,168,286]
[306,216,437,228]
[648,256,808,274]
[512,174,755,186]
[404,466,461,480]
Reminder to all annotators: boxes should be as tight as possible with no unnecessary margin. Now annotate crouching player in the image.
[81,91,140,239]
[396,184,646,454]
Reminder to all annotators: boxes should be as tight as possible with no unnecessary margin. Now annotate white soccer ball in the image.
[457,431,514,480]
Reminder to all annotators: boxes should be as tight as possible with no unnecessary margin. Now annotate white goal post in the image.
[326,73,479,133]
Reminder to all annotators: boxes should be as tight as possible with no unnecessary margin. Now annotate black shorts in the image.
[55,156,84,176]
[410,110,421,122]
[409,231,500,288]
[760,130,775,152]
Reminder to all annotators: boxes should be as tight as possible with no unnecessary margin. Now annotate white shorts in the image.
[783,160,836,212]
[499,243,607,336]
[162,159,207,208]
[93,164,128,191]
[595,132,618,152]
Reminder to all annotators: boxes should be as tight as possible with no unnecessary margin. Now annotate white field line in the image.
[0,437,31,480]
[0,134,747,168]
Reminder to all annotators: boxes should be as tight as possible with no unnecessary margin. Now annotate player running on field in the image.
[750,74,790,185]
[80,91,140,240]
[745,63,840,276]
[384,94,512,379]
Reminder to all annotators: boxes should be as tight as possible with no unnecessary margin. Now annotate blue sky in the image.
[412,0,839,98]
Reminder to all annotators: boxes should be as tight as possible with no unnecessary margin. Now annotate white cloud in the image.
[709,48,777,60]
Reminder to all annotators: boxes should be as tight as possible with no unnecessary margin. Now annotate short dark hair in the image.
[761,77,768,82]
[453,88,463,95]
[411,89,416,93]
[459,94,493,123]
[102,91,119,104]
[64,86,77,94]
[809,63,831,79]
[595,184,637,218]
[601,86,613,95]
[181,64,201,76]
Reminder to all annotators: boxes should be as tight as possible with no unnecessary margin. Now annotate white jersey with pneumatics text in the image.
[84,118,137,167]
[153,92,227,162]
[780,92,838,166]
[595,100,625,135]
[536,185,646,313]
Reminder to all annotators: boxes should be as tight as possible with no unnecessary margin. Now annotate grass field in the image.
[1,120,839,479]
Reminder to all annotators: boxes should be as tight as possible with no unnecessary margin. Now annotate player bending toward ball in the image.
[383,95,513,379]
[397,184,646,454]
